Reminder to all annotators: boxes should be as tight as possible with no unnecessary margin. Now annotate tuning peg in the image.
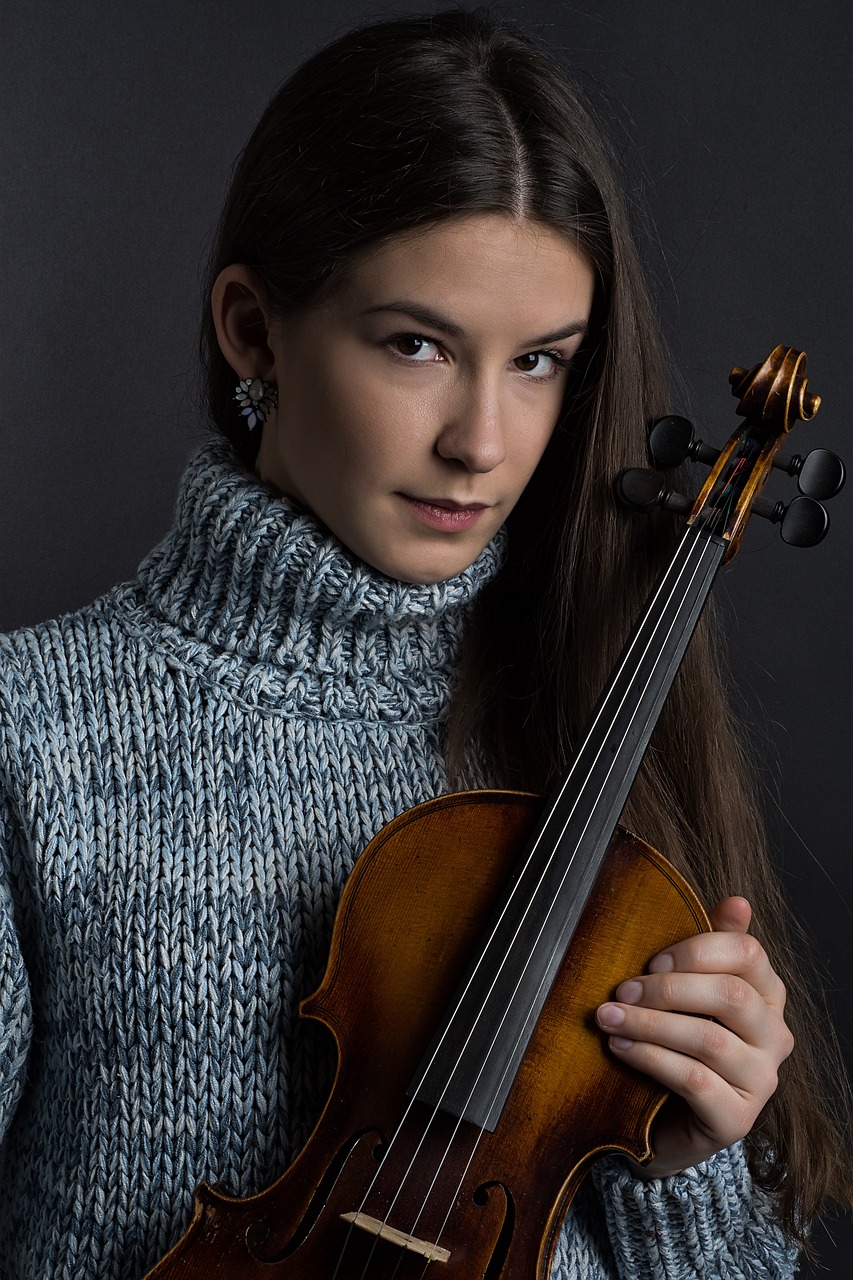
[621,470,830,547]
[616,468,693,515]
[647,417,693,468]
[770,447,845,500]
[753,494,829,546]
[648,416,720,469]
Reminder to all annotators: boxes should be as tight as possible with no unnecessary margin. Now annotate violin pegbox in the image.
[617,344,845,561]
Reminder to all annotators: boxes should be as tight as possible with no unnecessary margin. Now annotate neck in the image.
[117,434,506,724]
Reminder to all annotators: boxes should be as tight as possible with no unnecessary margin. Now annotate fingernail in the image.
[648,952,674,973]
[610,1036,634,1051]
[597,1002,625,1029]
[616,979,643,1004]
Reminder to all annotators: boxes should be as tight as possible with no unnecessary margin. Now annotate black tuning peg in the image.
[771,447,845,500]
[648,416,720,469]
[620,469,830,548]
[616,468,693,515]
[752,494,830,547]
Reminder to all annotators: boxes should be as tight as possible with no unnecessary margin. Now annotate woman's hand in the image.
[595,896,794,1178]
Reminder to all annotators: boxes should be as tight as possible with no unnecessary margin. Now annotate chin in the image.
[350,518,489,585]
[371,549,481,586]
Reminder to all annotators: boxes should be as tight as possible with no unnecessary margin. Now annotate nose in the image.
[434,380,507,473]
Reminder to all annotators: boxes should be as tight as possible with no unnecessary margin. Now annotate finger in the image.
[595,1001,780,1095]
[602,1036,754,1149]
[708,895,752,934]
[608,971,793,1055]
[647,927,787,1008]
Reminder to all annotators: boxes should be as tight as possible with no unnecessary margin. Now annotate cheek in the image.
[286,359,378,476]
[513,414,560,490]
[317,361,434,480]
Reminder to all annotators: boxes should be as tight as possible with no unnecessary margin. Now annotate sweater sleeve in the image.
[550,1172,621,1278]
[586,1141,800,1279]
[0,788,31,1142]
[0,644,33,1143]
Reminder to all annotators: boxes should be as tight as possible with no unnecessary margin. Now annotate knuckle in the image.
[699,1019,727,1058]
[686,937,711,968]
[738,934,763,970]
[779,1024,795,1059]
[683,1060,712,1097]
[720,975,751,1014]
[657,975,679,1005]
[638,1008,666,1042]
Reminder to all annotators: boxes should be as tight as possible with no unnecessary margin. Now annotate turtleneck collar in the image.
[110,434,505,722]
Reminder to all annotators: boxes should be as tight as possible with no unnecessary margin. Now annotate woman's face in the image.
[232,214,595,584]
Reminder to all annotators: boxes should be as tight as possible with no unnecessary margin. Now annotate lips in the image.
[397,493,491,532]
[402,495,489,511]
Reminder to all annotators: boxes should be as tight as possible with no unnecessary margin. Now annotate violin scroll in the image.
[618,344,844,562]
[728,344,821,435]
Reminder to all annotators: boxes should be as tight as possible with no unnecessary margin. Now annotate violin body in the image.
[147,790,708,1279]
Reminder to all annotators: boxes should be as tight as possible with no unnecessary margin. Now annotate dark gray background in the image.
[0,0,850,1273]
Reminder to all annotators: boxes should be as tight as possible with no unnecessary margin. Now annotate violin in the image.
[144,346,844,1278]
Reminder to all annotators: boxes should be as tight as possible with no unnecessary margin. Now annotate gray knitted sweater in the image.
[0,435,797,1278]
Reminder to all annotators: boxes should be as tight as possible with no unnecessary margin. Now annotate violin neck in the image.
[411,523,726,1131]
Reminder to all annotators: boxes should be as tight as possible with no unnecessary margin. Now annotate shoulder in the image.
[0,583,137,789]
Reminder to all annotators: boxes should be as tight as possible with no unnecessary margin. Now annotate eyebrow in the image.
[360,301,588,348]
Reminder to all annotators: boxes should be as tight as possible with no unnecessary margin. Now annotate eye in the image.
[385,333,442,363]
[383,332,572,382]
[514,350,572,382]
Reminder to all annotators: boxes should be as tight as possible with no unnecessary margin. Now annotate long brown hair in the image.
[197,4,852,1253]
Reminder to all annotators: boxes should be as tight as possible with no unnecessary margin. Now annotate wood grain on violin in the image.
[146,805,707,1278]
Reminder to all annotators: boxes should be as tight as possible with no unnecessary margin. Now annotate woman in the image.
[0,8,849,1278]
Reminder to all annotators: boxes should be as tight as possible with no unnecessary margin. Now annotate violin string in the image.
[336,498,727,1276]
[392,512,725,1266]
[330,517,718,1279]
[420,496,734,1274]
[365,510,724,1268]
[418,513,728,1268]
[406,521,716,1110]
[401,515,724,1113]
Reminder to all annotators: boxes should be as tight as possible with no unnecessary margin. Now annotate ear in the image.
[210,264,277,381]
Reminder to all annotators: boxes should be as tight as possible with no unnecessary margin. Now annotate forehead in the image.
[332,213,594,326]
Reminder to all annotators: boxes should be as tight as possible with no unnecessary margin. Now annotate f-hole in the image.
[245,1128,382,1262]
[474,1181,515,1279]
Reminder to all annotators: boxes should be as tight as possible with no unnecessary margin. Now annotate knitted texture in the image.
[0,435,798,1278]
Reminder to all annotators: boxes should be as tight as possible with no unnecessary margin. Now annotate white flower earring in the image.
[233,377,278,429]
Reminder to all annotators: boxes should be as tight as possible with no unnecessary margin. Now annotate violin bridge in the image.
[340,1211,451,1264]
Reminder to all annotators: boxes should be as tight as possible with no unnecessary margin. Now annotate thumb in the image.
[709,895,752,933]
